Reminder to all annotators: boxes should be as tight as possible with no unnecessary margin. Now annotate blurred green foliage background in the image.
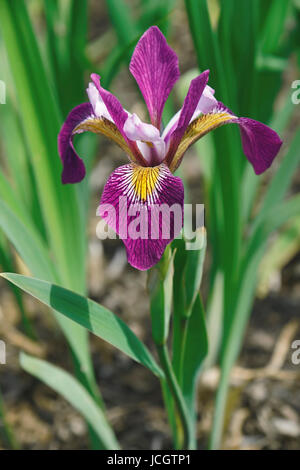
[0,0,299,450]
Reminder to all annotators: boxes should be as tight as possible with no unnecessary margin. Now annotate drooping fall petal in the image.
[98,163,184,270]
[58,103,93,184]
[237,117,282,174]
[58,103,141,184]
[167,102,282,173]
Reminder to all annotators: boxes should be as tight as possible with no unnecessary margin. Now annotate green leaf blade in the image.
[1,273,164,379]
[20,353,119,450]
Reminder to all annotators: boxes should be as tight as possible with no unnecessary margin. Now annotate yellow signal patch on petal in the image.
[169,111,237,172]
[113,163,171,204]
[74,116,140,163]
[131,165,161,202]
[110,163,175,205]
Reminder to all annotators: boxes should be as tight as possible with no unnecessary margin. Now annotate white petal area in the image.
[87,82,113,121]
[192,84,217,118]
[152,138,166,161]
[161,109,181,141]
[136,141,152,163]
[123,113,166,163]
[136,138,166,164]
[86,84,166,164]
[123,113,160,141]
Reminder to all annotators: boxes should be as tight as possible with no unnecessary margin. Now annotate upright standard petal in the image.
[129,26,180,129]
[164,71,210,167]
[98,164,184,270]
[168,102,282,173]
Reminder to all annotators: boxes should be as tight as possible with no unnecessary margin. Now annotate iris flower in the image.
[58,26,282,270]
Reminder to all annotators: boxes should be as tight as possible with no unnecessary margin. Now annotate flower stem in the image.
[178,316,189,386]
[156,343,192,449]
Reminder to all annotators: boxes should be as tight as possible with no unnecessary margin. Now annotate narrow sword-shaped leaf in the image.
[20,353,119,450]
[0,201,97,393]
[0,0,85,292]
[1,274,164,379]
[0,0,99,405]
[0,200,56,282]
[210,194,300,449]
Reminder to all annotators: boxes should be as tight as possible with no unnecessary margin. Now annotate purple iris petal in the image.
[91,73,147,164]
[58,103,93,184]
[98,164,184,270]
[216,102,282,174]
[130,26,180,130]
[236,118,283,174]
[165,70,209,164]
[91,73,129,139]
[162,83,217,144]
